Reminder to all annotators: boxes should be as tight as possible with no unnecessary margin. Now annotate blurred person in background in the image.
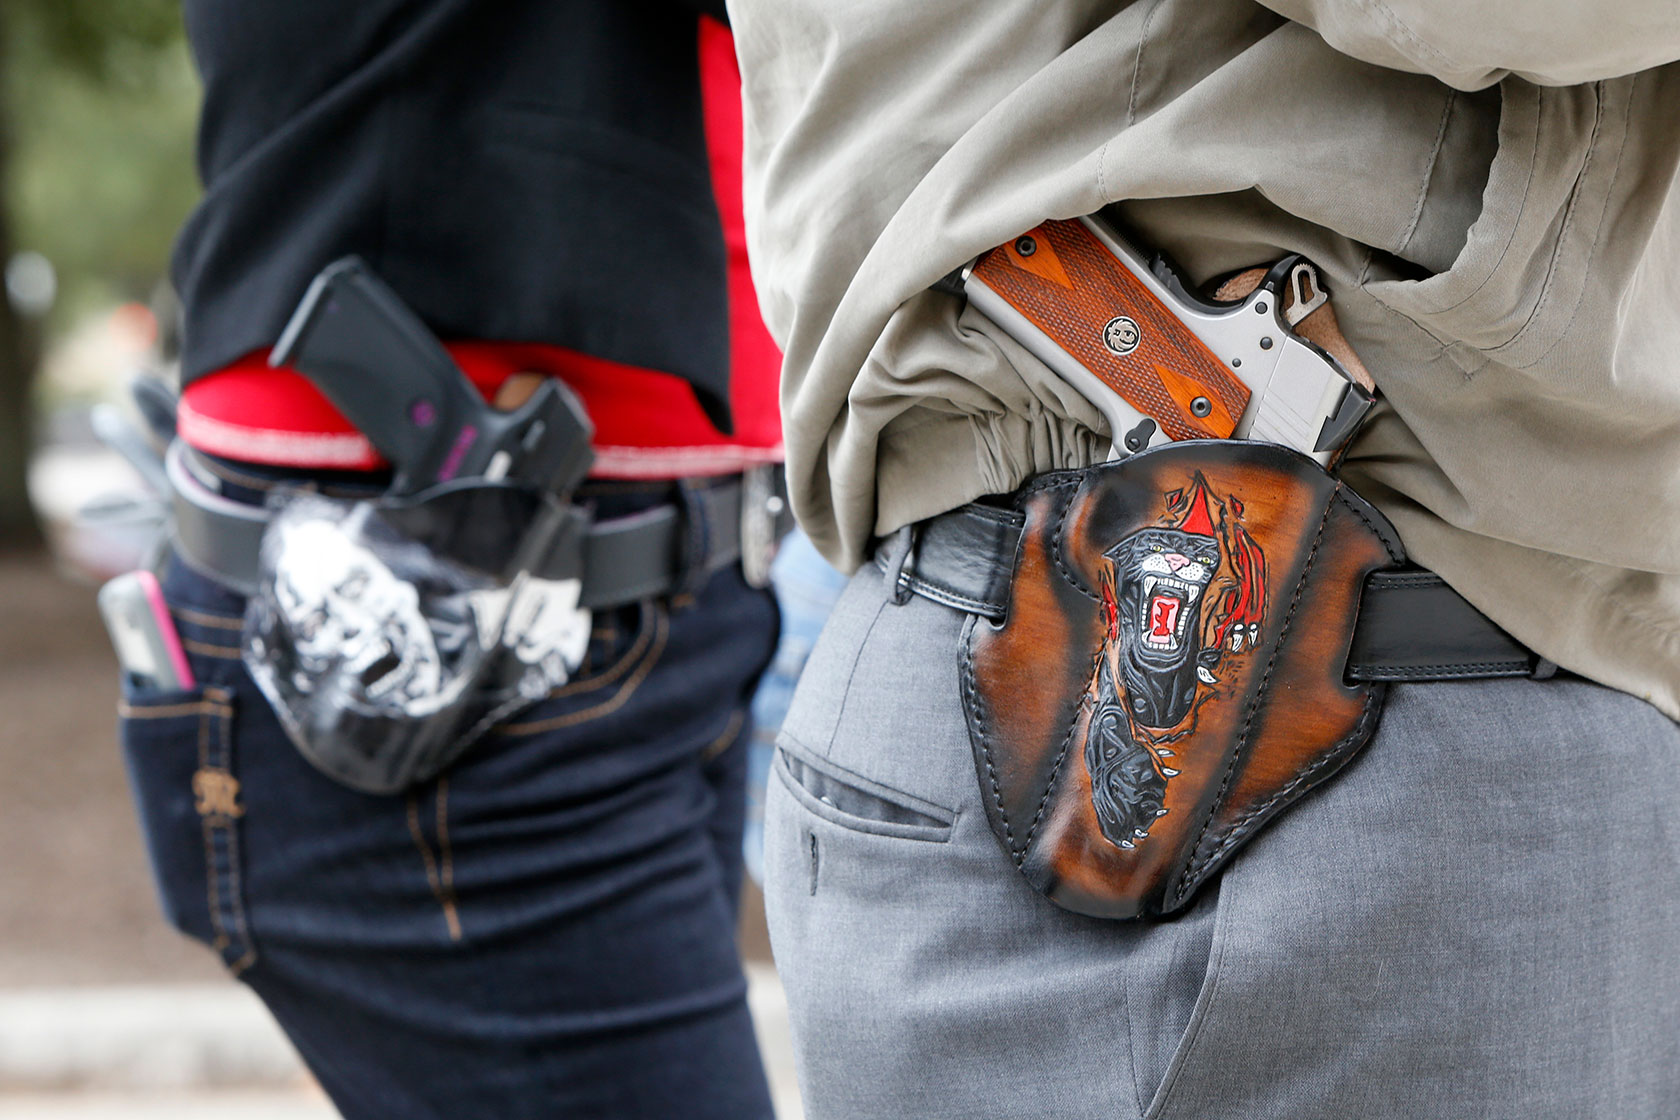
[117,2,787,1117]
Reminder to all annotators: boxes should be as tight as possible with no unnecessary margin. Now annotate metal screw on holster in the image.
[1015,236,1037,257]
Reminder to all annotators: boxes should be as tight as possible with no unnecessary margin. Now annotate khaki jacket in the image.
[729,0,1680,719]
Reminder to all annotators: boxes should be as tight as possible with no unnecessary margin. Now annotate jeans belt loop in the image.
[673,478,716,600]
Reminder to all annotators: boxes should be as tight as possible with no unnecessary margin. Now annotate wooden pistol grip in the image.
[970,220,1250,442]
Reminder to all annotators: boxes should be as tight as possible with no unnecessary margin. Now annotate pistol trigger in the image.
[1284,262,1328,328]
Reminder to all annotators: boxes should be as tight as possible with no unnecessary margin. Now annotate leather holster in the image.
[960,439,1406,919]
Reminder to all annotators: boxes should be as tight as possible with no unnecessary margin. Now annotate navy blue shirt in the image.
[174,0,737,430]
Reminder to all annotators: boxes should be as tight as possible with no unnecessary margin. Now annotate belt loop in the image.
[880,525,917,606]
[1530,655,1560,681]
[673,478,714,600]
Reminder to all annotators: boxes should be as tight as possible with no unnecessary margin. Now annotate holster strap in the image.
[882,503,1541,682]
[167,441,758,607]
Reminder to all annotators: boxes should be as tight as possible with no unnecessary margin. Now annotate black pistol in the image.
[272,257,594,497]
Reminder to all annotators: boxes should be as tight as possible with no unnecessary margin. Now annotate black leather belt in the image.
[166,442,778,606]
[881,502,1550,683]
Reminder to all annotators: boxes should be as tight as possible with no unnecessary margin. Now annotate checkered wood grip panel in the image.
[970,220,1249,442]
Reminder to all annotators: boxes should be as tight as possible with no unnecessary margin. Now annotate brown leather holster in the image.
[960,440,1406,919]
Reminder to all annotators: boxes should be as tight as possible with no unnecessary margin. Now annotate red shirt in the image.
[178,18,780,479]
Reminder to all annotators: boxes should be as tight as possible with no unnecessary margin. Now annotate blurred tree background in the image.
[0,0,197,551]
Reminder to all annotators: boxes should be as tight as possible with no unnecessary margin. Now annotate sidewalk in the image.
[0,1092,336,1119]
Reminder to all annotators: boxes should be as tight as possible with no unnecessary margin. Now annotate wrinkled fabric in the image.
[731,0,1680,718]
[1256,0,1680,89]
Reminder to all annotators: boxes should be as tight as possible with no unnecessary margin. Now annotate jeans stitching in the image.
[497,605,669,735]
[436,778,462,941]
[406,788,464,942]
[825,596,891,758]
[171,605,245,630]
[183,637,242,660]
[120,698,230,720]
[700,708,746,763]
[193,686,256,975]
[540,601,656,700]
[211,687,257,976]
[197,699,229,956]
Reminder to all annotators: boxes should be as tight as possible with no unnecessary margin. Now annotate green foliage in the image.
[4,0,200,328]
[16,0,185,88]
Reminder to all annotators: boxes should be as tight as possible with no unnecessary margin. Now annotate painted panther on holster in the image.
[960,440,1406,919]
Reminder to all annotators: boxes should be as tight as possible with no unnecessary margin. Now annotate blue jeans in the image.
[118,481,779,1119]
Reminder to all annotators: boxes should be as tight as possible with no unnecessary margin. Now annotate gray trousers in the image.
[765,561,1680,1120]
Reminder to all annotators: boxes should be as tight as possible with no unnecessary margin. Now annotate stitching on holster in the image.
[1352,661,1530,680]
[1012,486,1102,851]
[961,475,1120,868]
[1193,686,1384,878]
[1018,686,1086,860]
[961,618,1021,864]
[1048,481,1101,603]
[1333,489,1406,564]
[1368,571,1445,590]
[1175,486,1339,901]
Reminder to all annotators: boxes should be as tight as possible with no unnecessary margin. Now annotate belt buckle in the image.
[739,465,786,589]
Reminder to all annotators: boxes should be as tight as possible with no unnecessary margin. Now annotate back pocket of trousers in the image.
[119,684,257,975]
